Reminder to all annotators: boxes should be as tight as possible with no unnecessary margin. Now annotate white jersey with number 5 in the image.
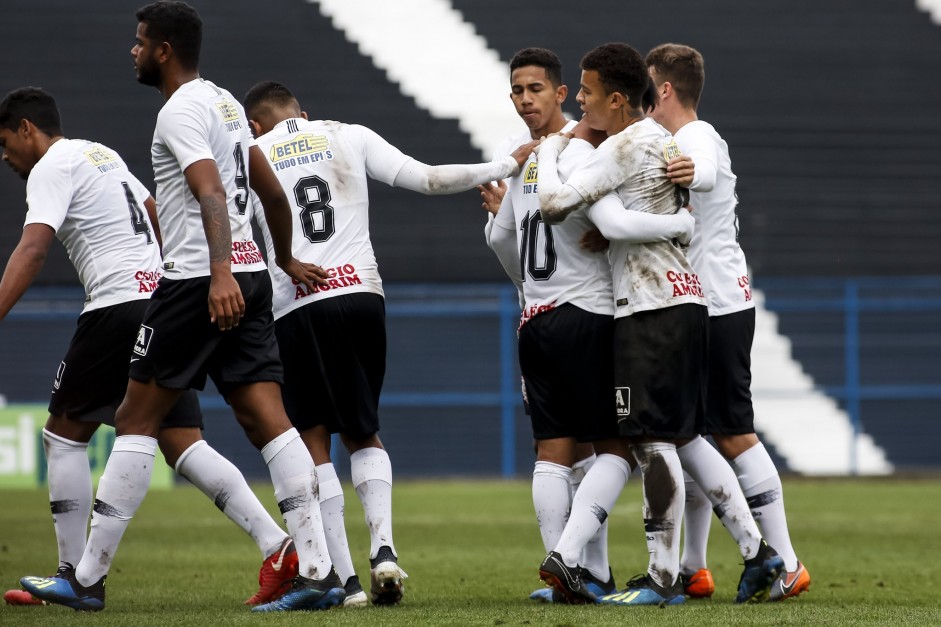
[562,118,706,317]
[675,120,753,316]
[253,118,410,319]
[24,138,161,313]
[492,122,613,325]
[151,78,264,279]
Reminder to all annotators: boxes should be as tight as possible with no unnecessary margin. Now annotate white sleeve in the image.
[485,195,524,306]
[679,127,718,193]
[534,135,588,224]
[156,101,214,171]
[587,197,695,244]
[352,125,412,185]
[24,156,72,232]
[392,156,518,195]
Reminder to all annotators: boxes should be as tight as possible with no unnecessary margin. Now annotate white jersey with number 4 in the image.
[492,122,613,325]
[675,120,753,316]
[151,78,264,279]
[253,118,410,319]
[24,138,161,313]
[562,118,706,317]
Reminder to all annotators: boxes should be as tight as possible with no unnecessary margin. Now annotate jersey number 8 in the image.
[293,175,336,243]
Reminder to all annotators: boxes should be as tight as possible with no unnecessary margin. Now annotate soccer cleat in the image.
[19,568,105,612]
[582,567,617,597]
[369,545,408,605]
[4,589,45,605]
[537,551,596,604]
[342,575,368,608]
[250,568,346,612]
[598,573,686,606]
[769,561,811,601]
[680,568,715,598]
[529,587,563,603]
[244,537,299,605]
[735,540,786,604]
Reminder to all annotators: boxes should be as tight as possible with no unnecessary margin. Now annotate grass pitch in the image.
[2,477,940,625]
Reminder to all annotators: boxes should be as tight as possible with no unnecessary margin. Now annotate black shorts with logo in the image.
[129,271,283,398]
[614,303,708,440]
[275,292,386,439]
[518,304,617,442]
[704,307,756,435]
[49,300,202,427]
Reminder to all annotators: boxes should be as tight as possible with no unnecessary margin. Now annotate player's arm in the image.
[587,194,695,245]
[670,139,718,192]
[484,193,524,305]
[0,224,55,322]
[247,146,328,290]
[477,179,507,216]
[391,139,536,194]
[534,134,589,224]
[185,159,244,331]
[144,196,163,251]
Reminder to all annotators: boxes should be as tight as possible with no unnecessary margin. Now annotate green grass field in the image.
[2,477,940,625]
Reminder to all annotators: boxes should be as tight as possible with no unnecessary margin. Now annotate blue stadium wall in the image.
[1,1,940,476]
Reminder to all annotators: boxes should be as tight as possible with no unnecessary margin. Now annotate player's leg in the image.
[679,471,715,598]
[572,447,615,594]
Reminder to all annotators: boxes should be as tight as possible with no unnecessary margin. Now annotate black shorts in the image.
[518,304,617,442]
[49,300,202,428]
[704,308,756,435]
[614,303,708,440]
[275,293,386,439]
[129,271,283,398]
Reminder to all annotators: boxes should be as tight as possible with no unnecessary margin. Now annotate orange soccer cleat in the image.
[769,561,811,601]
[681,568,716,599]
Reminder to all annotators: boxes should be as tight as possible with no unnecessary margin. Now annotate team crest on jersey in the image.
[133,325,154,357]
[83,146,120,173]
[524,161,538,184]
[53,361,66,391]
[615,386,631,419]
[269,133,331,165]
[662,139,682,161]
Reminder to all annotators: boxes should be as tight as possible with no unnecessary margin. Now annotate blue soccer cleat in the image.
[251,569,346,612]
[598,574,685,607]
[529,587,563,603]
[531,566,614,603]
[20,567,105,612]
[735,540,786,604]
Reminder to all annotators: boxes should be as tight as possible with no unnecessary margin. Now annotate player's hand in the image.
[277,257,330,292]
[534,133,569,157]
[677,205,696,246]
[208,272,245,331]
[667,155,695,187]
[509,139,542,172]
[477,180,507,216]
[579,227,610,253]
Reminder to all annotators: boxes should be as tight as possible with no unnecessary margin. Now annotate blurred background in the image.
[1,0,939,482]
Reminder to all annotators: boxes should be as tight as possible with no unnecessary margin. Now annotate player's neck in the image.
[663,109,698,135]
[160,68,201,100]
[608,108,644,135]
[531,111,569,140]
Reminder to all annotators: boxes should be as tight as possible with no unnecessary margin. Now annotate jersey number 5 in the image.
[519,212,556,281]
[293,175,336,243]
[121,182,153,244]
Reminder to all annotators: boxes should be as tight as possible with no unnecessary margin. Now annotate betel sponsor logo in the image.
[667,270,704,298]
[292,263,363,300]
[134,324,154,357]
[615,386,630,419]
[215,100,243,132]
[269,134,333,171]
[83,145,121,174]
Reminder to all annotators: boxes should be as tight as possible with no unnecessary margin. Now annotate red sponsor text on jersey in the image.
[518,301,557,329]
[292,263,362,300]
[231,240,263,265]
[667,270,705,298]
[135,269,163,293]
[737,275,752,302]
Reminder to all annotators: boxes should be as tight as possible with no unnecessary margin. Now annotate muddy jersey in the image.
[24,138,161,313]
[560,118,705,317]
[492,122,613,325]
[151,78,264,279]
[676,120,752,316]
[253,118,410,319]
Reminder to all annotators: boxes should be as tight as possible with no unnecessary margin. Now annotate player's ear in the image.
[556,84,568,104]
[300,110,309,121]
[248,119,262,139]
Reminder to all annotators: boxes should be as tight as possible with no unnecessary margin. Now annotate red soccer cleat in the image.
[4,589,46,605]
[244,537,299,605]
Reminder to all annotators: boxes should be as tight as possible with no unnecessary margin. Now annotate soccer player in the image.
[481,47,695,604]
[21,1,344,612]
[645,42,810,601]
[0,87,297,608]
[535,42,783,606]
[242,79,537,607]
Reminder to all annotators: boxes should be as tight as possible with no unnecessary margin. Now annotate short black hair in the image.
[0,87,63,135]
[243,81,297,119]
[581,42,658,113]
[510,47,563,87]
[136,1,202,69]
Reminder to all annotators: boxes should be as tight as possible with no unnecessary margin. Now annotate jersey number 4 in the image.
[122,182,153,244]
[519,212,556,281]
[293,175,336,243]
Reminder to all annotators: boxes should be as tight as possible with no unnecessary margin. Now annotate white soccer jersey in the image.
[151,78,264,279]
[24,139,161,313]
[491,123,613,325]
[676,120,753,316]
[253,118,410,319]
[559,118,706,317]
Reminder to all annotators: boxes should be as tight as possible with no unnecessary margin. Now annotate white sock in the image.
[632,442,684,590]
[532,461,572,553]
[350,447,395,560]
[175,440,288,558]
[43,429,92,570]
[732,442,799,570]
[680,471,711,573]
[262,429,332,580]
[678,436,761,560]
[76,435,156,586]
[317,462,356,584]
[555,454,629,569]
[572,455,610,582]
